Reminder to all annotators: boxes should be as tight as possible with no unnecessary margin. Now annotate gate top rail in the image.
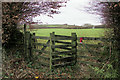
[77,37,106,40]
[55,35,72,38]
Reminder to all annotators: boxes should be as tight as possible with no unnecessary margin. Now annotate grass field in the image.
[30,28,105,37]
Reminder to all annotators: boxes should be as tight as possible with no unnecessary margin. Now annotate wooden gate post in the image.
[31,33,36,61]
[29,33,33,61]
[50,32,55,71]
[24,24,26,54]
[25,31,31,61]
[71,33,77,65]
[24,24,33,61]
[24,24,28,60]
[33,33,36,49]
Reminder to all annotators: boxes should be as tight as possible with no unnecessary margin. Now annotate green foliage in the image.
[89,63,118,78]
[27,62,33,68]
[89,1,120,77]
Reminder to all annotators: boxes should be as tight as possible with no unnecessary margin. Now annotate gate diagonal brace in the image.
[39,40,50,54]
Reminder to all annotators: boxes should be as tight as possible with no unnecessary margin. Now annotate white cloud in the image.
[33,0,101,25]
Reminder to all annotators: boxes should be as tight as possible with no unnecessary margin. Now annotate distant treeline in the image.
[32,25,106,29]
[18,24,106,29]
[64,25,105,29]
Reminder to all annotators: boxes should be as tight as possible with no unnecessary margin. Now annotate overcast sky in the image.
[33,0,102,26]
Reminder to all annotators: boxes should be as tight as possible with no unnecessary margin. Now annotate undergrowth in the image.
[2,37,119,79]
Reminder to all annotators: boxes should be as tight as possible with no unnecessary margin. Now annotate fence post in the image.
[29,33,33,61]
[25,31,31,61]
[33,33,36,49]
[24,24,27,60]
[50,32,55,71]
[24,24,26,54]
[71,33,77,65]
[30,33,36,62]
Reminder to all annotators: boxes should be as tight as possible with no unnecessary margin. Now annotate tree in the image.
[82,23,93,27]
[88,1,120,77]
[2,1,67,49]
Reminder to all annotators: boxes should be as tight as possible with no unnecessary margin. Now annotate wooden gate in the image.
[76,37,105,77]
[49,32,77,70]
[77,37,104,66]
[24,29,77,71]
